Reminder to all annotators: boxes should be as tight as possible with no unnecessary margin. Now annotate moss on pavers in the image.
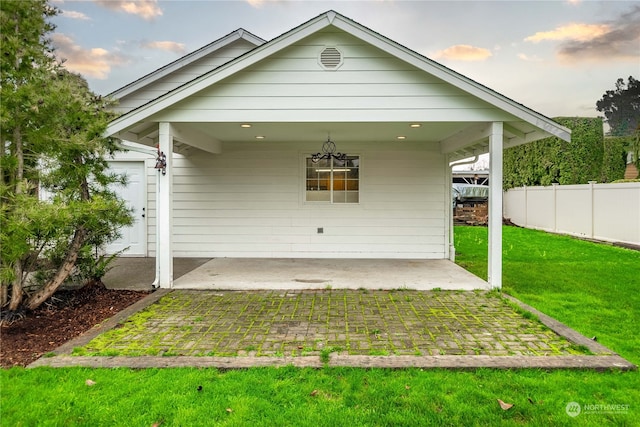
[71,290,596,359]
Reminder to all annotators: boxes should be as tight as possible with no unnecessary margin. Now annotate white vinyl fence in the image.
[503,182,640,246]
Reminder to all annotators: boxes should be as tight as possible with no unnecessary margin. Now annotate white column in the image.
[444,156,455,261]
[157,122,174,288]
[488,122,503,289]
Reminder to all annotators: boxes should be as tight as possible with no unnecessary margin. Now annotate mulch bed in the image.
[1,283,150,368]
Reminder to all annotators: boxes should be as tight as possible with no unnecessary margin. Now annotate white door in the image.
[106,161,146,255]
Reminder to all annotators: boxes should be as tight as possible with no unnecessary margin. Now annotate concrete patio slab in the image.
[102,257,211,290]
[173,258,490,291]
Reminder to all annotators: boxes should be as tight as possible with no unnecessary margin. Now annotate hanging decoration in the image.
[154,146,167,175]
[311,135,347,163]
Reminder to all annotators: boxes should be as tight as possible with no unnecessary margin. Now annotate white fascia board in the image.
[108,29,266,100]
[330,14,571,143]
[235,29,269,47]
[106,15,332,138]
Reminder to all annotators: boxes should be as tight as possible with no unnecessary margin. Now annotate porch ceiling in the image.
[191,121,463,143]
[118,120,542,161]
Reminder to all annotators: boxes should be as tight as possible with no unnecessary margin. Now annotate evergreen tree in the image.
[1,0,132,316]
[596,76,640,137]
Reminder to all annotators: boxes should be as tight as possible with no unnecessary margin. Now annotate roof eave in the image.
[106,10,571,144]
[107,28,266,100]
[106,12,335,137]
[329,13,571,142]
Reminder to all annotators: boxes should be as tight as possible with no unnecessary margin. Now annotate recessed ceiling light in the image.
[410,123,421,128]
[255,135,265,139]
[396,136,406,140]
[240,124,252,128]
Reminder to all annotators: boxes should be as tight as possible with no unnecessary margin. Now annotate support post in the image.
[445,156,455,261]
[157,122,174,288]
[488,122,503,289]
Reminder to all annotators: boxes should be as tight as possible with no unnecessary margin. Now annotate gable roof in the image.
[108,28,266,100]
[106,10,570,152]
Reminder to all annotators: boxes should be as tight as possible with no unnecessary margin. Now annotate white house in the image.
[104,10,570,289]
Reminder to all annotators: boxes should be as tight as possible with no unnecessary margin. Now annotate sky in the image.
[49,0,640,121]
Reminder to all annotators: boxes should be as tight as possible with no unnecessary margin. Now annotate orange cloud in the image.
[52,34,130,79]
[525,23,610,43]
[140,40,186,54]
[94,0,162,20]
[535,5,640,63]
[433,45,492,61]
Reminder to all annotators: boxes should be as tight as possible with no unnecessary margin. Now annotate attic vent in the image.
[319,47,343,70]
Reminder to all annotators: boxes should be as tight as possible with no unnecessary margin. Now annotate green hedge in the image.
[601,136,630,182]
[503,117,604,189]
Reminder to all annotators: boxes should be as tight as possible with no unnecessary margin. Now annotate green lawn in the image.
[2,226,638,426]
[455,225,640,365]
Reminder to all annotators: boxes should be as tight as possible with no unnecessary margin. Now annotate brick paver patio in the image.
[72,290,591,358]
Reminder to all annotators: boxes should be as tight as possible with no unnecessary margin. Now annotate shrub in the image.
[503,117,604,189]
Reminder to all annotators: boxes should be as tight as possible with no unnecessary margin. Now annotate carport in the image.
[104,11,570,291]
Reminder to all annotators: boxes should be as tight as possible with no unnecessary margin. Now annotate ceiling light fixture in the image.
[240,124,252,128]
[397,136,406,140]
[410,124,421,128]
[255,135,265,139]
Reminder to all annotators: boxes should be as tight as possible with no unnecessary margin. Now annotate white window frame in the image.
[303,154,360,204]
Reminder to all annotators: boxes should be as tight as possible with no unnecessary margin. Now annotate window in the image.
[306,156,359,203]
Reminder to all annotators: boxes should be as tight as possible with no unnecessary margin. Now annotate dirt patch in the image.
[1,282,150,368]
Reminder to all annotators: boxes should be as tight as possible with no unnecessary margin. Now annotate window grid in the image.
[306,156,359,204]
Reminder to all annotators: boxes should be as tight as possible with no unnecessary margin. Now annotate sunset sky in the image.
[50,0,639,120]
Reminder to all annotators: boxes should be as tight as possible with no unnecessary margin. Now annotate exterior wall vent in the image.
[319,47,343,70]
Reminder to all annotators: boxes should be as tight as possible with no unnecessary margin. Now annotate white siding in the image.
[114,39,258,114]
[145,141,447,259]
[153,29,507,123]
